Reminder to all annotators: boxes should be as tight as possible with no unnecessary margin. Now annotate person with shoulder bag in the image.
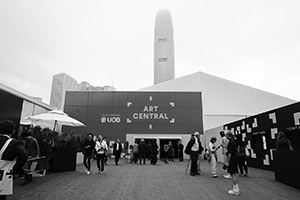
[0,120,28,200]
[184,131,202,176]
[95,134,108,175]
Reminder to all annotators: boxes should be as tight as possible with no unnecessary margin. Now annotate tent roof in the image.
[0,82,53,110]
[139,71,296,116]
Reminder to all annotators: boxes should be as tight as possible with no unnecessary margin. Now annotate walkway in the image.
[8,159,300,200]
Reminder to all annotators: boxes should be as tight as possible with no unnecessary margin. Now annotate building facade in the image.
[63,91,203,159]
[154,9,175,84]
[50,73,78,110]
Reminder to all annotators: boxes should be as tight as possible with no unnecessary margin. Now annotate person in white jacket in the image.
[208,137,221,178]
[95,134,108,174]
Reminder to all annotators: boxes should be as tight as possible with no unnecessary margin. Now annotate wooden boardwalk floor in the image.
[8,158,300,200]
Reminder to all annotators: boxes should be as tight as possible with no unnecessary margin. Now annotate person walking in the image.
[167,141,174,162]
[162,143,169,164]
[146,141,152,161]
[103,137,109,165]
[235,134,248,177]
[184,131,203,176]
[138,139,146,165]
[95,134,108,174]
[113,138,122,165]
[178,140,184,162]
[220,131,231,179]
[132,140,139,164]
[0,120,28,200]
[208,137,221,178]
[225,131,240,196]
[150,139,159,165]
[21,129,40,185]
[83,133,95,175]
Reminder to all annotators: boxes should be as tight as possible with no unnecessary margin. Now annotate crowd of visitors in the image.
[1,117,296,199]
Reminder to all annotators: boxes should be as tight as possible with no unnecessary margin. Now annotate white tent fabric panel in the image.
[139,71,296,130]
[204,114,245,131]
[20,100,52,128]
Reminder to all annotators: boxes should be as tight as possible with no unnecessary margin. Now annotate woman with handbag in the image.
[95,134,108,175]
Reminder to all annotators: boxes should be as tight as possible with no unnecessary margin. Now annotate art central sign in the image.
[132,105,169,120]
[64,91,203,136]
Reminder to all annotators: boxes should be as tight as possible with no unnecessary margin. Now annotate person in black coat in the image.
[138,139,146,165]
[184,131,203,176]
[83,133,95,174]
[178,140,184,162]
[0,120,28,200]
[150,139,159,165]
[113,138,123,165]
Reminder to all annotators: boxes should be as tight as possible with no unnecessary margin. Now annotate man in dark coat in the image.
[113,138,122,165]
[0,120,28,199]
[150,139,158,165]
[184,131,203,176]
[178,140,184,162]
[138,139,146,165]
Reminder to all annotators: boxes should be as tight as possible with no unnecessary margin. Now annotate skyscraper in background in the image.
[50,73,78,110]
[154,9,175,84]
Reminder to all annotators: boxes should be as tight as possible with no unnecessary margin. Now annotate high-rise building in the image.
[50,73,78,110]
[77,81,90,90]
[154,9,175,84]
[102,85,116,91]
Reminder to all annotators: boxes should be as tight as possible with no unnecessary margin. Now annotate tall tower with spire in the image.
[154,9,175,84]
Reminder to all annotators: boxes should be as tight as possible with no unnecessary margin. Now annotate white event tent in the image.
[139,71,296,131]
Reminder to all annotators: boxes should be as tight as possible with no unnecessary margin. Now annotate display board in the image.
[224,101,300,170]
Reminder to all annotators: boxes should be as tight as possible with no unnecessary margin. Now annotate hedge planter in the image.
[48,147,77,173]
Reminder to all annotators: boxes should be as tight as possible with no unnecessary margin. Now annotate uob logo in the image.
[101,116,121,123]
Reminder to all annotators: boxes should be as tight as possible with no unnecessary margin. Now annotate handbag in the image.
[105,149,111,156]
[245,147,250,157]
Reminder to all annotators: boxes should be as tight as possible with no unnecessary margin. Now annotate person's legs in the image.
[104,155,108,165]
[134,153,138,163]
[115,152,120,165]
[197,154,202,171]
[139,153,142,164]
[237,157,244,175]
[163,151,168,163]
[100,154,105,173]
[21,160,33,186]
[87,155,92,172]
[242,157,248,175]
[211,155,217,177]
[228,173,240,195]
[190,152,198,175]
[83,154,88,171]
[96,154,101,171]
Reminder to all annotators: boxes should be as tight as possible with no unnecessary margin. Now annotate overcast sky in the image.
[1,0,299,104]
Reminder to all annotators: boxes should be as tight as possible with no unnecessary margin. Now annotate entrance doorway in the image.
[159,138,180,160]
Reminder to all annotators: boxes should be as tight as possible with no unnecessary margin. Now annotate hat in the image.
[194,131,200,136]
